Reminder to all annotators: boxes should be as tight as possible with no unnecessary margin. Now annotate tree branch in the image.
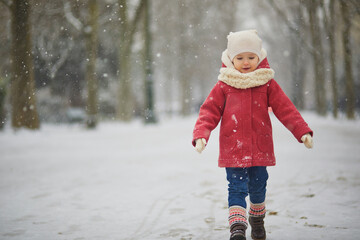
[37,32,74,79]
[63,1,84,31]
[127,0,146,44]
[348,0,360,16]
[50,40,74,79]
[0,0,11,8]
[99,3,118,26]
[320,0,331,34]
[267,0,315,54]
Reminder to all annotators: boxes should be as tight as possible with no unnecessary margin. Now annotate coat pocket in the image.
[221,135,243,154]
[256,134,273,153]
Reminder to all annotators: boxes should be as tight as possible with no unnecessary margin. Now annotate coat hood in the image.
[218,49,275,89]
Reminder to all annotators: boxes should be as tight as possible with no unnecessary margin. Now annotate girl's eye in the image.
[237,58,243,60]
[249,57,255,60]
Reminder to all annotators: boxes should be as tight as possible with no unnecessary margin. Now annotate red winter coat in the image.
[192,55,313,168]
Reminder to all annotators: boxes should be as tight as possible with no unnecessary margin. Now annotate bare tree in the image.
[289,3,306,109]
[267,0,315,53]
[152,0,178,117]
[268,0,359,117]
[5,0,40,129]
[266,1,309,110]
[268,0,327,114]
[117,0,145,121]
[306,0,327,116]
[340,0,355,119]
[142,0,156,123]
[64,0,100,128]
[322,0,339,118]
[0,77,7,129]
[178,1,192,116]
[152,0,237,117]
[85,0,99,128]
[32,1,75,86]
[0,2,10,129]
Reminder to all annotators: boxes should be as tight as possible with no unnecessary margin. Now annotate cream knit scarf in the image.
[218,50,275,89]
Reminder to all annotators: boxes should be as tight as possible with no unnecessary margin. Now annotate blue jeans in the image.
[226,167,268,208]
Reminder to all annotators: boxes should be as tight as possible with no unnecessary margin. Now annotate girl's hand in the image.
[195,138,207,153]
[301,133,313,149]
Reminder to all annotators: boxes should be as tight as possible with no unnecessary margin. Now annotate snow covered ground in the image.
[0,112,360,240]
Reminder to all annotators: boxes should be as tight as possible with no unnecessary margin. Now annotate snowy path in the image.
[0,112,360,240]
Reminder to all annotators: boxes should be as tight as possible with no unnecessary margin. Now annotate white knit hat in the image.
[227,29,263,61]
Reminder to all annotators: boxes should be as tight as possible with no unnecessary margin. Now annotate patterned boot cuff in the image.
[229,205,248,228]
[249,201,266,217]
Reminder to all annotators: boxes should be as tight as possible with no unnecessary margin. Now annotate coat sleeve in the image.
[268,79,313,143]
[192,82,225,146]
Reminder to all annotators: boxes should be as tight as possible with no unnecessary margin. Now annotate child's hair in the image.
[227,30,262,60]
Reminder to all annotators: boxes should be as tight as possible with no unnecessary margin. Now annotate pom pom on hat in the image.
[227,29,263,61]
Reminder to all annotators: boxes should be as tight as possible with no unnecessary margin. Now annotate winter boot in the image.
[249,216,266,240]
[248,202,266,240]
[230,223,247,240]
[229,206,248,240]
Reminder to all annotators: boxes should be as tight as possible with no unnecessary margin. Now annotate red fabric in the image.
[192,58,313,168]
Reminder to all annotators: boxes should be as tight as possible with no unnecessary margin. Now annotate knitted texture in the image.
[229,206,248,228]
[218,67,274,89]
[227,30,263,60]
[249,202,266,217]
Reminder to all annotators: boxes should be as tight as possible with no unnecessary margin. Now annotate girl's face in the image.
[233,52,259,73]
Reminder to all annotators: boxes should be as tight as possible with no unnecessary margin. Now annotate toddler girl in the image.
[192,30,313,240]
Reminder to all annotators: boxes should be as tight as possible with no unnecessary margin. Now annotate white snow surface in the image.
[1,112,360,240]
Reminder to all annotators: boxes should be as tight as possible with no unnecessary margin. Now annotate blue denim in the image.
[226,167,268,208]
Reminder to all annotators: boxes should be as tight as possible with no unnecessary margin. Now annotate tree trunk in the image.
[164,71,174,117]
[117,0,133,121]
[291,41,306,109]
[0,78,7,130]
[10,0,40,129]
[85,0,99,128]
[178,1,191,116]
[340,1,355,119]
[327,0,339,118]
[290,3,305,109]
[117,0,145,121]
[307,0,327,116]
[143,0,156,123]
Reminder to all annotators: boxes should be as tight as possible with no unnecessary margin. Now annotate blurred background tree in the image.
[64,0,100,128]
[0,77,7,129]
[0,0,359,130]
[1,0,40,129]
